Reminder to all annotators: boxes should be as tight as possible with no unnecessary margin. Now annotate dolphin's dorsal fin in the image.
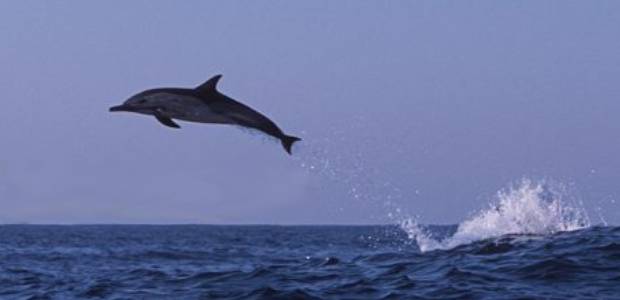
[196,74,222,94]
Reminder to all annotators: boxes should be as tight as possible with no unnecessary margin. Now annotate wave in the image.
[401,179,591,252]
[1,224,618,299]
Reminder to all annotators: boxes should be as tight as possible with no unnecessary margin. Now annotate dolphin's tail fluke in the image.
[281,135,301,155]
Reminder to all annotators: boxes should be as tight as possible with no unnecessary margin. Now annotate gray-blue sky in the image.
[0,1,618,224]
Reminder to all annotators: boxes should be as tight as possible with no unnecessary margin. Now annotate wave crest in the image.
[402,179,591,252]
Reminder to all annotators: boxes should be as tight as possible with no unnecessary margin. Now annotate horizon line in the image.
[0,222,454,227]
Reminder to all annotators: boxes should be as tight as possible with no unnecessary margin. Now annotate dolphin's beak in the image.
[109,104,132,112]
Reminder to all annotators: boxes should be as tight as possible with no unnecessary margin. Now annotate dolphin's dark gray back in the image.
[195,75,301,154]
[195,76,286,139]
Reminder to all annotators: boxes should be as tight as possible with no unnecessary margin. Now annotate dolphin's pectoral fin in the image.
[154,113,181,129]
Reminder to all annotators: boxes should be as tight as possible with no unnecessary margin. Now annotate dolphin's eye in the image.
[137,99,147,104]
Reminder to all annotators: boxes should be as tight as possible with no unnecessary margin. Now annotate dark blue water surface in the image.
[0,225,618,299]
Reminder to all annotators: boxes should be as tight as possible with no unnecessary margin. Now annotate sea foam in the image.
[401,179,591,252]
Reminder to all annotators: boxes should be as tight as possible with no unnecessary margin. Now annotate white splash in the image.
[401,179,591,252]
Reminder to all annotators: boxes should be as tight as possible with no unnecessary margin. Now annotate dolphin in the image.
[109,75,301,154]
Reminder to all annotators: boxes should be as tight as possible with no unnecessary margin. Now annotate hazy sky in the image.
[0,1,618,224]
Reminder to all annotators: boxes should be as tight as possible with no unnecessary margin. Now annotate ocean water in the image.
[1,181,619,299]
[0,225,619,300]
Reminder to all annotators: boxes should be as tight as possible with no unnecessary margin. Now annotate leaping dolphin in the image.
[109,75,301,154]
